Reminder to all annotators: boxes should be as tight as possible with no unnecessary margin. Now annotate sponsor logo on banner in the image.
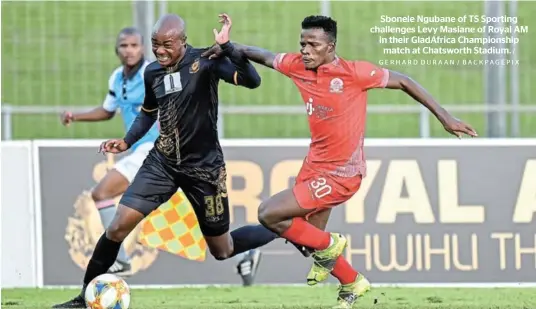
[65,154,159,275]
[66,190,159,275]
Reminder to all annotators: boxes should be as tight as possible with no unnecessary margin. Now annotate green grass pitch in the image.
[2,1,535,139]
[3,286,536,309]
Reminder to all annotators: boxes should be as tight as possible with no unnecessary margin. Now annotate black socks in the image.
[230,224,278,257]
[83,233,122,285]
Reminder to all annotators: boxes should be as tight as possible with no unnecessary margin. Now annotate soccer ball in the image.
[84,274,131,309]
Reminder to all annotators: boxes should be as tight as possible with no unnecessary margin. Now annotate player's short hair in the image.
[117,27,143,44]
[301,15,337,42]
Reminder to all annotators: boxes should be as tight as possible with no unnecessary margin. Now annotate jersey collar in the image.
[325,55,340,68]
[331,55,340,66]
[123,57,145,80]
[317,55,340,73]
[165,45,192,72]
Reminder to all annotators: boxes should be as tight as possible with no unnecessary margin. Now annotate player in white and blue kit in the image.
[61,27,157,275]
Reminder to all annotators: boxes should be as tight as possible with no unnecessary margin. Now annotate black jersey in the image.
[139,45,260,170]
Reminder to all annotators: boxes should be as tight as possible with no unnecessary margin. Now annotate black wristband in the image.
[218,41,234,55]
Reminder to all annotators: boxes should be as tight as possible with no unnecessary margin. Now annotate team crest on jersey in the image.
[190,58,200,74]
[329,78,344,93]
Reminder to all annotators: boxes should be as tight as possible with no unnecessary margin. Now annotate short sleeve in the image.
[102,70,119,112]
[353,61,390,90]
[272,53,301,77]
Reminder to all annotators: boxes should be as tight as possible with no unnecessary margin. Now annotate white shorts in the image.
[114,142,154,183]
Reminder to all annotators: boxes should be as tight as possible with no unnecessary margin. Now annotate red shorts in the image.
[292,159,362,216]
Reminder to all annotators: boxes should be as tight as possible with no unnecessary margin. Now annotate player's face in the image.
[299,28,334,70]
[116,34,143,67]
[151,30,186,67]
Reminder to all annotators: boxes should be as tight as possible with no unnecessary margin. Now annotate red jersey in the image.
[273,53,389,178]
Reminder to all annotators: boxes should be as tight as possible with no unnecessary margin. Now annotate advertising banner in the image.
[35,140,536,286]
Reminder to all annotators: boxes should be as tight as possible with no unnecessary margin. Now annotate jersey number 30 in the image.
[310,177,332,199]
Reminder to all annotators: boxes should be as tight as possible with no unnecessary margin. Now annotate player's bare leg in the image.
[308,208,331,230]
[91,169,132,275]
[52,205,145,308]
[258,189,369,307]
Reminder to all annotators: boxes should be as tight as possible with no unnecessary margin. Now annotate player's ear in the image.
[115,45,119,55]
[328,42,335,53]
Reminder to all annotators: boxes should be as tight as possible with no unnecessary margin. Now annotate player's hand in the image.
[212,13,232,45]
[201,44,224,60]
[60,111,74,126]
[442,116,478,138]
[98,139,129,154]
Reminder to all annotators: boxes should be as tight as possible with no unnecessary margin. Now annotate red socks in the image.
[282,218,358,285]
[331,256,358,284]
[281,217,331,250]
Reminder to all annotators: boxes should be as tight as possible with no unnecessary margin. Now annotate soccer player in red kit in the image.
[204,14,477,308]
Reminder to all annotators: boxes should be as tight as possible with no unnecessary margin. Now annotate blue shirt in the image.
[102,61,159,151]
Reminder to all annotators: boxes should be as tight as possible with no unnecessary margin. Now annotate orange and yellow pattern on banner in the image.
[138,192,207,261]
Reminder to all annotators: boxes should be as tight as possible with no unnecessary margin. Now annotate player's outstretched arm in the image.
[215,42,261,89]
[384,70,449,123]
[232,43,276,69]
[202,42,277,69]
[60,87,119,126]
[123,71,158,148]
[60,68,126,126]
[355,61,477,138]
[60,107,115,126]
[384,70,477,138]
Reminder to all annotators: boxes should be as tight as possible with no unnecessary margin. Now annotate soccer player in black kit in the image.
[53,14,280,308]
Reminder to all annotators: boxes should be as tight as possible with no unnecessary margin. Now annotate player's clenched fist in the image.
[60,111,74,126]
[98,139,129,154]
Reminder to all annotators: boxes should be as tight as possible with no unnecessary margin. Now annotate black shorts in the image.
[120,149,230,237]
